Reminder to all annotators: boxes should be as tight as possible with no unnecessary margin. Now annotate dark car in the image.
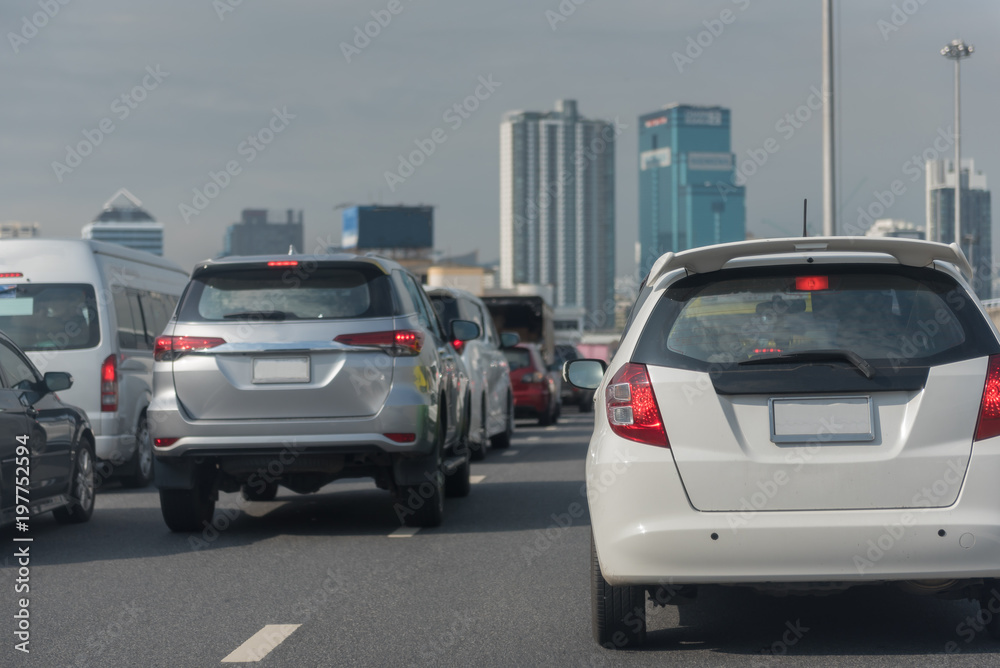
[553,344,594,413]
[504,343,560,426]
[0,331,96,527]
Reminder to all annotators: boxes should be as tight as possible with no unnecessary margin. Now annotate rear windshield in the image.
[633,265,999,371]
[0,283,101,351]
[503,348,533,371]
[177,265,395,322]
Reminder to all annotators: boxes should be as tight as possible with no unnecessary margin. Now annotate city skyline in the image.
[2,2,998,278]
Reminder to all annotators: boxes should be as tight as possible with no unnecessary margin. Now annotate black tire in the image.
[471,397,488,461]
[491,395,513,449]
[445,452,471,498]
[160,479,216,532]
[120,414,154,488]
[592,530,646,648]
[53,442,97,524]
[241,480,279,502]
[396,419,445,528]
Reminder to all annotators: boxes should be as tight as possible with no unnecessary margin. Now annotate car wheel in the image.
[120,414,154,488]
[471,396,488,461]
[491,395,513,449]
[241,480,279,502]
[397,421,445,528]
[53,441,97,524]
[592,529,646,648]
[160,477,216,532]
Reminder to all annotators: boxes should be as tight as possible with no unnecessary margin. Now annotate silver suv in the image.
[149,254,477,531]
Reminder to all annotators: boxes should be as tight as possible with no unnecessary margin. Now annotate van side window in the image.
[128,292,152,350]
[114,290,137,349]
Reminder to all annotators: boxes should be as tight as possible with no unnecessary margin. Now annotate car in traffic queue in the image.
[149,253,478,531]
[564,236,1000,647]
[427,287,515,458]
[0,330,96,527]
[553,344,594,413]
[505,342,560,426]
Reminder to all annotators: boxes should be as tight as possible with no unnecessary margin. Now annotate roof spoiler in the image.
[646,236,973,285]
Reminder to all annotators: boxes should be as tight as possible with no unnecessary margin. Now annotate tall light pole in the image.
[821,0,835,236]
[941,39,973,251]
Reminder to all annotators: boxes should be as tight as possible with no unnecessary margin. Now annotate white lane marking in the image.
[221,624,301,663]
[544,426,558,431]
[502,450,518,457]
[527,436,540,442]
[388,526,421,538]
[470,475,486,484]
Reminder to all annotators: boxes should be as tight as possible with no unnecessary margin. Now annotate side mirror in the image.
[44,371,73,393]
[563,359,605,390]
[500,332,520,349]
[451,319,480,342]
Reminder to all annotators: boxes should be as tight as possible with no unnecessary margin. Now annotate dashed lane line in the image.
[502,450,518,457]
[221,624,301,663]
[470,475,486,484]
[388,526,421,538]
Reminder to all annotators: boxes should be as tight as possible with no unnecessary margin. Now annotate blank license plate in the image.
[252,357,310,384]
[769,396,874,443]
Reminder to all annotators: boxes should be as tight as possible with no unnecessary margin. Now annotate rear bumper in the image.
[513,386,549,414]
[589,433,1000,586]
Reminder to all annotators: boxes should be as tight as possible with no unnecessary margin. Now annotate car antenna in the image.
[288,245,296,255]
[802,199,808,237]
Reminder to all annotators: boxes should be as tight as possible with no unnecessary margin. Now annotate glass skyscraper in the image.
[499,99,615,325]
[926,158,992,298]
[638,104,745,277]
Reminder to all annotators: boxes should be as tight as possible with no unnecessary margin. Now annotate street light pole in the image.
[941,39,973,251]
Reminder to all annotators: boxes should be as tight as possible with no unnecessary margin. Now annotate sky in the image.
[2,0,998,277]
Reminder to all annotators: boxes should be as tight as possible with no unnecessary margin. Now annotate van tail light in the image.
[974,355,1000,441]
[101,354,118,412]
[334,330,424,356]
[606,363,669,447]
[154,336,226,362]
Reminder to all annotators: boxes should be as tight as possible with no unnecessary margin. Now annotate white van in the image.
[0,239,189,487]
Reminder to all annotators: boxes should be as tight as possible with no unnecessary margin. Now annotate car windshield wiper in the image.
[222,311,291,321]
[738,349,875,379]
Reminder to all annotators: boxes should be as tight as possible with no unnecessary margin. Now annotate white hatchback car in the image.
[565,237,1000,648]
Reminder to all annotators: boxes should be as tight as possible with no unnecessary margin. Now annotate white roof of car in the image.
[646,236,973,284]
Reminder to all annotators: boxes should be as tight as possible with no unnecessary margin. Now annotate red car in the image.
[504,343,560,426]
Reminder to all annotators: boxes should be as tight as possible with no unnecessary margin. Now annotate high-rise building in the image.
[82,189,164,256]
[864,218,924,240]
[926,159,992,298]
[341,205,434,280]
[499,99,615,326]
[638,104,745,277]
[223,209,304,257]
[0,222,40,238]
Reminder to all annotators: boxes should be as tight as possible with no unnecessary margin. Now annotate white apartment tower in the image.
[499,99,615,326]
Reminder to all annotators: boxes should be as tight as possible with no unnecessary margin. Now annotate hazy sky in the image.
[2,0,998,276]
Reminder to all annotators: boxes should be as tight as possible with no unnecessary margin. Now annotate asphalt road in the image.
[3,407,1000,667]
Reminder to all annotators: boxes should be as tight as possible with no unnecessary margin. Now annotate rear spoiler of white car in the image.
[645,236,973,285]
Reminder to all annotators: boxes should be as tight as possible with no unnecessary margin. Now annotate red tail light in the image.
[452,339,465,354]
[334,330,424,356]
[384,433,416,443]
[154,336,226,361]
[606,363,668,447]
[267,260,298,267]
[975,355,1000,441]
[154,438,178,448]
[101,354,117,412]
[795,275,829,291]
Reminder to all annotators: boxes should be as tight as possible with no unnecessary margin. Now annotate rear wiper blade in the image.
[222,311,291,321]
[738,349,875,379]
